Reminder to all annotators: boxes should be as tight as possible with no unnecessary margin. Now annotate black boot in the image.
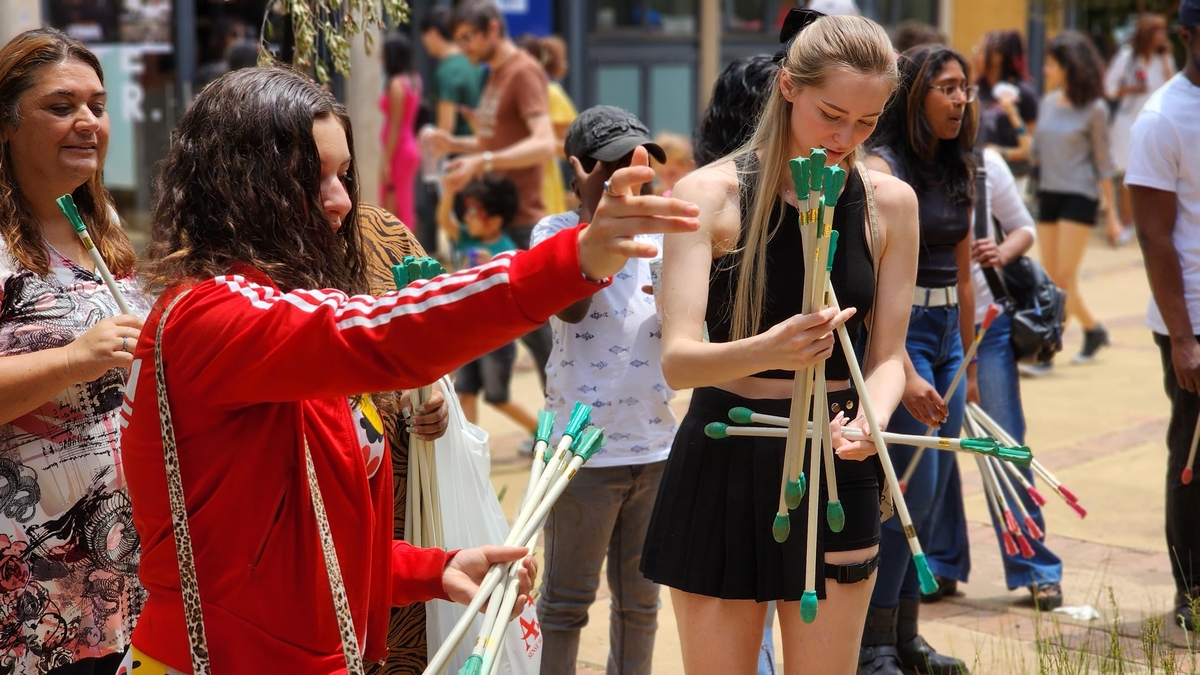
[896,597,969,675]
[858,605,905,675]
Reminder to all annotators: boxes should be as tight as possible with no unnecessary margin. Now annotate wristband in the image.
[481,150,494,173]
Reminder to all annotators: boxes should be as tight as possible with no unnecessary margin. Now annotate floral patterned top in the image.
[0,235,152,673]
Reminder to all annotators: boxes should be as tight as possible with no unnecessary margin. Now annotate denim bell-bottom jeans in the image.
[871,304,965,607]
[925,312,1064,589]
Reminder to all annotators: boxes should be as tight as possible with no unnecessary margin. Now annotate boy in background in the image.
[444,175,539,436]
[531,106,674,675]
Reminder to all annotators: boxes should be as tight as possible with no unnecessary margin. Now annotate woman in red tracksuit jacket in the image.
[118,67,698,673]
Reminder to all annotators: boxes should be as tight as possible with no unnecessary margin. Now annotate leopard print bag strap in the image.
[153,289,211,675]
[155,290,364,674]
[302,437,366,674]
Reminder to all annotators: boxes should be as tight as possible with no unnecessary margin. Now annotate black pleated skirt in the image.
[640,386,881,602]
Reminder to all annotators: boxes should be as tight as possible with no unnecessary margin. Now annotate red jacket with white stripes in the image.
[120,226,605,673]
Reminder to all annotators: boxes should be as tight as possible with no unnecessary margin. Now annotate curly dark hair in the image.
[454,174,519,229]
[869,44,978,205]
[1047,30,1105,107]
[141,67,367,295]
[692,55,779,167]
[0,28,135,277]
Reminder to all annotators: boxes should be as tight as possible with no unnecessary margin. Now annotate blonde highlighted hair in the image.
[725,14,897,341]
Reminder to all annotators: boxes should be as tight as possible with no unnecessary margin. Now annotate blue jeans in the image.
[927,313,1063,589]
[871,305,966,607]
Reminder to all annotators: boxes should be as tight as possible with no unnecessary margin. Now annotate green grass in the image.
[965,587,1199,674]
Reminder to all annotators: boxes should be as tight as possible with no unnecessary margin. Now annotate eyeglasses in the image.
[453,29,479,46]
[929,83,979,103]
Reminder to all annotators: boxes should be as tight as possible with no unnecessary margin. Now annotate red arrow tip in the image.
[1024,516,1045,540]
[1002,532,1019,557]
[982,303,1001,329]
[1028,488,1048,507]
[1183,467,1194,485]
[1017,534,1035,559]
[1058,486,1080,504]
[1068,501,1088,519]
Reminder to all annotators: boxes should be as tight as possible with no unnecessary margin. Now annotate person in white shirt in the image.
[530,106,674,675]
[923,148,1066,611]
[1127,0,1200,631]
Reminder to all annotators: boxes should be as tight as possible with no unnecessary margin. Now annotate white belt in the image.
[913,285,958,307]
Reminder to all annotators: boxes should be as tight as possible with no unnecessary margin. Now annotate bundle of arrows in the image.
[424,403,604,675]
[395,256,449,550]
[703,148,945,624]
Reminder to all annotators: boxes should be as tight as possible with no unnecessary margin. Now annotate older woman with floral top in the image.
[0,28,151,675]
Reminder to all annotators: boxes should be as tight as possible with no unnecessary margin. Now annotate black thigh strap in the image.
[825,552,881,584]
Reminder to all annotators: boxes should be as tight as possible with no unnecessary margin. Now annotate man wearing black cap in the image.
[529,106,671,675]
[1128,0,1200,631]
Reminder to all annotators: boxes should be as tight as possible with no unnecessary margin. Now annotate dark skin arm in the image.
[1131,185,1200,391]
[555,155,612,323]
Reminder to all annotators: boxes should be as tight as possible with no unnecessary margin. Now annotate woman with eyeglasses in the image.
[861,44,977,675]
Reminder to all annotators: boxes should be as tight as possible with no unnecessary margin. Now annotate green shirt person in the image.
[420,8,483,136]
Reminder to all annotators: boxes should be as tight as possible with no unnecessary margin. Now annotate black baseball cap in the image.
[564,105,667,171]
[1183,0,1200,26]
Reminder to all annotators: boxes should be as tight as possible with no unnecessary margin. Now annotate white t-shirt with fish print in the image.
[531,212,677,467]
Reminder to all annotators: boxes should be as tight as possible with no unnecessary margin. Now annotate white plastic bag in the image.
[424,376,543,675]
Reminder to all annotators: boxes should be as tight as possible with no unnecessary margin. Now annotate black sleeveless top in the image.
[873,145,970,288]
[705,160,875,381]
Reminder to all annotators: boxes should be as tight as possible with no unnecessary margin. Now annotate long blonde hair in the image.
[725,15,897,340]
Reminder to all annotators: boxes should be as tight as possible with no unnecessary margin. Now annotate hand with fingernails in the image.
[576,146,700,282]
[830,411,879,461]
[902,371,948,427]
[63,314,144,383]
[402,383,450,442]
[442,545,538,622]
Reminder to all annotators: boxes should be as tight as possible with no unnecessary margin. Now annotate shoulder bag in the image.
[972,153,1067,363]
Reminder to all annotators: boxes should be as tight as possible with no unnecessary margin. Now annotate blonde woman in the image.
[641,11,918,674]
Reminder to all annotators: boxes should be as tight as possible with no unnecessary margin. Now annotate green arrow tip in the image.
[704,422,729,439]
[574,426,605,461]
[535,410,557,444]
[823,165,847,207]
[826,229,840,272]
[996,444,1033,468]
[55,195,86,233]
[914,552,939,596]
[772,513,791,543]
[563,402,592,440]
[827,500,845,533]
[728,407,755,424]
[800,590,819,624]
[785,473,806,509]
[458,654,483,675]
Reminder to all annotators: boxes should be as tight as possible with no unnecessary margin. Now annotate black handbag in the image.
[974,153,1067,363]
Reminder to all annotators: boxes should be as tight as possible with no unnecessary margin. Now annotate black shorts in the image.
[1037,191,1099,225]
[640,386,882,602]
[455,342,517,404]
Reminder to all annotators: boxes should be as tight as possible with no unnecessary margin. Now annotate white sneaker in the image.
[1018,361,1054,378]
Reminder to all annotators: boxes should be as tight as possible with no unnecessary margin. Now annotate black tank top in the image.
[705,159,875,381]
[873,145,970,288]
